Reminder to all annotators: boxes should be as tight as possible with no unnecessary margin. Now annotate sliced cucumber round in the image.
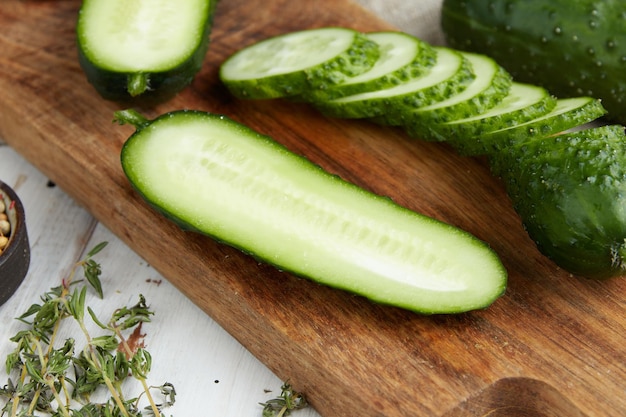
[77,0,215,103]
[424,83,557,155]
[303,31,437,102]
[118,109,507,314]
[314,47,475,119]
[395,52,512,127]
[480,97,608,154]
[219,27,380,99]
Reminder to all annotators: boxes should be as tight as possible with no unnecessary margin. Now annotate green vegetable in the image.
[384,51,513,127]
[442,94,607,156]
[303,31,437,102]
[117,109,507,314]
[77,0,216,104]
[313,47,475,118]
[219,27,381,100]
[314,47,475,119]
[218,27,626,280]
[441,0,626,124]
[411,82,557,147]
[491,125,626,279]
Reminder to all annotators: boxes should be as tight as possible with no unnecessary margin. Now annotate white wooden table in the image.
[0,1,444,415]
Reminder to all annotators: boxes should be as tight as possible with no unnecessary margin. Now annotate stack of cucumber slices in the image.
[220,27,626,280]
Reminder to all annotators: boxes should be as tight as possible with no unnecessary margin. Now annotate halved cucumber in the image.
[219,27,380,99]
[118,109,507,314]
[421,83,557,154]
[77,0,215,103]
[379,51,512,129]
[303,31,437,102]
[314,47,475,119]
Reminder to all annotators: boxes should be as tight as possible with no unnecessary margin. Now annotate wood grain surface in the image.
[1,1,625,416]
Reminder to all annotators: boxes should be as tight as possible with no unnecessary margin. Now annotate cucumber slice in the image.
[378,51,512,128]
[479,97,608,155]
[303,31,437,102]
[219,27,380,99]
[77,0,215,103]
[419,83,557,155]
[314,47,475,119]
[118,109,507,314]
[492,124,626,279]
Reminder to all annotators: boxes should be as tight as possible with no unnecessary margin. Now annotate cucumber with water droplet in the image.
[407,83,557,151]
[314,47,475,119]
[302,31,437,102]
[441,0,626,124]
[491,124,626,279]
[77,0,216,104]
[117,109,507,314]
[379,51,512,130]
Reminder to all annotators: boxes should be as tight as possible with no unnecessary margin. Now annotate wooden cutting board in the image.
[1,1,625,416]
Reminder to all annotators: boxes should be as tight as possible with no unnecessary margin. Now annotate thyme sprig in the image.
[0,242,176,417]
[260,382,308,417]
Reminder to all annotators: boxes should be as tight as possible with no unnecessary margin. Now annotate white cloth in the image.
[353,0,446,45]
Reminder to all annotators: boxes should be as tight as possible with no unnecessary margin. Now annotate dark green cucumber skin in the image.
[441,0,626,124]
[491,125,626,279]
[77,1,216,105]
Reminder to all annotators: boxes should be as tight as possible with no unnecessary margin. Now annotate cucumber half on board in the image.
[77,0,216,104]
[117,109,507,314]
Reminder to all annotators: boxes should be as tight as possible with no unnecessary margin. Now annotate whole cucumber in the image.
[441,0,626,124]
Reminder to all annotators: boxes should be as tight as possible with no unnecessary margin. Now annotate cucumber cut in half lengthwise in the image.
[118,109,507,314]
[77,0,216,104]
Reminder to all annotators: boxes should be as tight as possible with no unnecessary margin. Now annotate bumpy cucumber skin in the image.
[492,125,626,279]
[441,0,626,124]
[77,0,216,105]
[406,54,513,125]
[303,32,437,102]
[119,110,507,314]
[409,84,557,150]
[477,97,607,154]
[315,47,475,119]
[220,30,381,100]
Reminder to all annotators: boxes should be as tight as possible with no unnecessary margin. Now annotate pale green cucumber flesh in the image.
[219,28,380,99]
[77,0,210,72]
[303,31,437,101]
[77,0,214,103]
[120,110,507,314]
[315,47,475,119]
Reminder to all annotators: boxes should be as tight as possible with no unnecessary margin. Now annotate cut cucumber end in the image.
[77,0,210,72]
[77,0,215,103]
[121,110,507,314]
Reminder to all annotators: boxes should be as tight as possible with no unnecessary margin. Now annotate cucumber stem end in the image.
[113,109,151,131]
[127,72,150,97]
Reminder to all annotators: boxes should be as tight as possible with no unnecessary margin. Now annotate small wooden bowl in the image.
[0,180,30,306]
